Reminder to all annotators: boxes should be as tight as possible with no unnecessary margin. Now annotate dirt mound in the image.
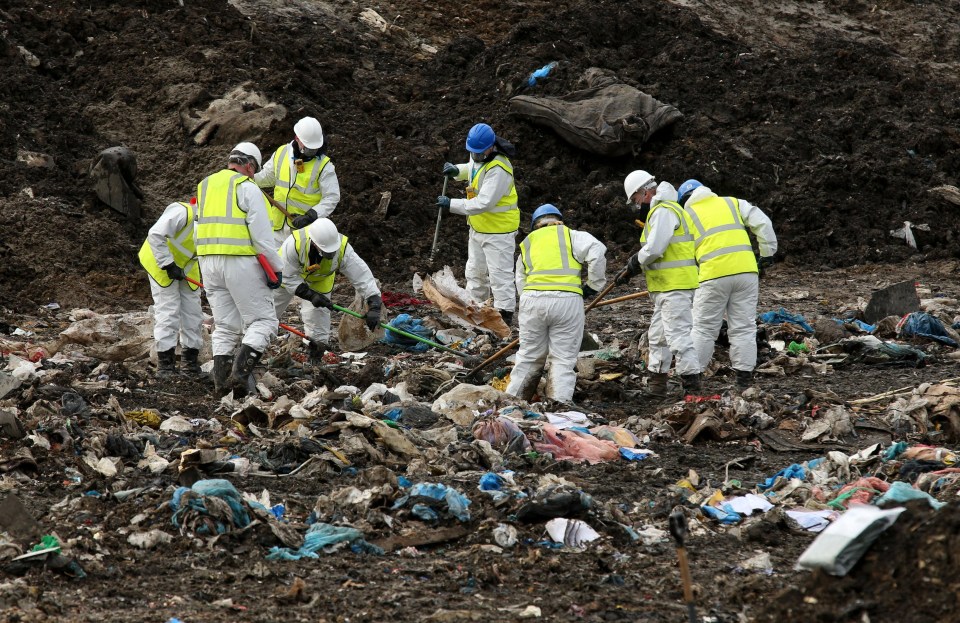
[756,501,960,623]
[2,0,959,313]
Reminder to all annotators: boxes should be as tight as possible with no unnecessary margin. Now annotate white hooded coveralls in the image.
[505,224,607,403]
[448,160,517,312]
[683,186,778,372]
[145,202,204,353]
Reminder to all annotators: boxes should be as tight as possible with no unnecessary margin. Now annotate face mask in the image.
[301,147,319,160]
[469,150,493,164]
[321,249,337,260]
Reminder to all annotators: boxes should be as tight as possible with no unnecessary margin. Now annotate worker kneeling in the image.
[274,218,382,351]
[505,204,606,404]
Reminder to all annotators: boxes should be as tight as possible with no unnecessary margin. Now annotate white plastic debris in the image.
[159,415,195,433]
[545,518,600,548]
[796,505,906,576]
[127,529,173,549]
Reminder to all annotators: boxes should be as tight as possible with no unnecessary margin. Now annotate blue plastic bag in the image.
[898,312,958,347]
[382,314,434,352]
[527,61,557,87]
[758,308,814,333]
[393,482,471,521]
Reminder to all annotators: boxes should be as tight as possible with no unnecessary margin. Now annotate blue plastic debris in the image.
[759,308,814,333]
[875,481,944,510]
[479,472,504,491]
[898,312,958,347]
[834,318,876,334]
[758,463,807,491]
[169,479,251,535]
[527,61,558,87]
[266,522,383,560]
[619,447,654,461]
[383,314,435,352]
[393,482,471,522]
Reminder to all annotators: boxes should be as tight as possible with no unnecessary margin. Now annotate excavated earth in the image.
[2,0,960,622]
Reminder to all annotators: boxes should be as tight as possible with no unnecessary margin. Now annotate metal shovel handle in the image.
[428,176,449,262]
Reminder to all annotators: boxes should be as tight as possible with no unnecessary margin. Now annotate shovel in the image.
[331,303,480,364]
[428,176,449,263]
[463,280,630,381]
[669,509,698,623]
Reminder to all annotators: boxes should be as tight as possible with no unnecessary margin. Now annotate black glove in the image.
[615,255,642,285]
[267,271,283,289]
[582,285,598,299]
[436,195,451,217]
[365,295,382,331]
[162,263,185,281]
[758,256,775,270]
[291,209,318,229]
[296,283,332,309]
[442,162,459,178]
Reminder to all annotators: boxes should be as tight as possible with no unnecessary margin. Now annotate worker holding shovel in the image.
[616,170,702,398]
[138,197,204,377]
[275,218,381,354]
[504,204,606,405]
[196,142,283,397]
[436,123,520,326]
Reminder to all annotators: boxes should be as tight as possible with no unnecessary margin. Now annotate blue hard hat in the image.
[531,203,562,228]
[465,123,496,153]
[678,179,703,202]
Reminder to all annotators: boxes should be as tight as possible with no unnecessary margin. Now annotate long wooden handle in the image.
[677,546,694,604]
[591,290,649,308]
[583,280,618,313]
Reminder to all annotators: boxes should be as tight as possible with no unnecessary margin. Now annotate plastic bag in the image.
[472,416,531,453]
[338,291,388,351]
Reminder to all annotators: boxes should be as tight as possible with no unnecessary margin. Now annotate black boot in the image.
[213,354,233,394]
[182,348,201,375]
[736,369,754,389]
[681,373,702,395]
[229,344,262,398]
[498,310,514,326]
[645,372,669,399]
[157,349,176,378]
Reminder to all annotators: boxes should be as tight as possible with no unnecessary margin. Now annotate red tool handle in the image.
[185,276,204,288]
[279,322,307,339]
[257,253,280,287]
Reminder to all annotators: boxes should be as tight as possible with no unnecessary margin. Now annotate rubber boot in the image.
[182,348,201,375]
[645,372,669,399]
[229,344,262,398]
[736,369,754,389]
[681,373,702,395]
[213,354,233,394]
[156,348,176,378]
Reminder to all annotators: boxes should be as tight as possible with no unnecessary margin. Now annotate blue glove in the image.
[437,196,451,216]
[442,162,459,178]
[267,271,283,290]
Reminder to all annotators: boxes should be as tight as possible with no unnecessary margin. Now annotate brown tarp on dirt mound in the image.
[508,68,683,157]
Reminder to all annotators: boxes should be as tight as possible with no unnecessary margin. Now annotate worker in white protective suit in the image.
[615,170,702,398]
[255,116,341,248]
[437,123,520,325]
[505,204,607,404]
[275,218,382,352]
[196,142,284,397]
[138,198,204,377]
[678,179,777,388]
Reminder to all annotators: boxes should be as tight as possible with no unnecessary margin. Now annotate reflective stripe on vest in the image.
[684,196,758,282]
[287,229,349,294]
[138,201,201,290]
[639,201,698,292]
[466,155,520,234]
[520,224,583,294]
[195,169,258,256]
[268,144,330,230]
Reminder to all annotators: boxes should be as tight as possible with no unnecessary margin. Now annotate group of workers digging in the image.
[139,117,777,405]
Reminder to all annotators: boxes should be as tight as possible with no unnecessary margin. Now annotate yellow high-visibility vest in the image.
[466,155,520,234]
[195,169,258,256]
[639,201,698,292]
[519,224,583,294]
[287,228,349,295]
[684,196,758,282]
[138,201,201,290]
[268,144,331,230]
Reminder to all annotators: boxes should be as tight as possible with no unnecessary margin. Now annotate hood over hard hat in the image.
[308,217,341,253]
[294,117,325,149]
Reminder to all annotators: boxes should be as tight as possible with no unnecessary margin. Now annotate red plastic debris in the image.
[683,394,722,403]
[381,291,432,307]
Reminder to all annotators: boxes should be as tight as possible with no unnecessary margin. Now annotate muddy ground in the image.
[2,0,960,622]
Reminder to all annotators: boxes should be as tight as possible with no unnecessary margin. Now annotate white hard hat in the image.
[308,217,340,253]
[231,142,262,168]
[294,116,324,149]
[623,169,655,201]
